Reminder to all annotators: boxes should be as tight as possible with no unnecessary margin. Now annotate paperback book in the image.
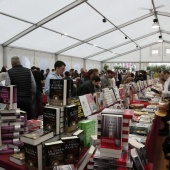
[9,152,25,165]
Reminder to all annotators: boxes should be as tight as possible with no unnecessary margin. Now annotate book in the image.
[131,148,144,170]
[0,144,7,150]
[49,79,71,106]
[94,92,104,110]
[77,145,95,170]
[79,95,92,117]
[2,138,20,144]
[9,152,25,165]
[0,85,17,110]
[0,147,20,155]
[25,143,42,170]
[85,94,98,113]
[100,114,123,154]
[64,104,78,133]
[0,108,20,114]
[61,136,80,164]
[87,114,98,134]
[43,140,65,169]
[8,141,25,149]
[43,106,60,135]
[1,132,20,139]
[56,164,75,170]
[71,96,84,120]
[78,120,95,147]
[20,129,54,145]
[73,129,84,154]
[113,87,121,101]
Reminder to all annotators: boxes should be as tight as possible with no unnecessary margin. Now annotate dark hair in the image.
[85,69,94,79]
[31,66,36,71]
[92,75,101,82]
[163,70,170,74]
[0,66,7,73]
[65,71,70,77]
[54,61,66,70]
[37,67,40,71]
[106,69,113,74]
[46,68,50,72]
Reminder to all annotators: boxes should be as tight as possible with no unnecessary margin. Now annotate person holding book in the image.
[5,56,36,120]
[44,60,66,101]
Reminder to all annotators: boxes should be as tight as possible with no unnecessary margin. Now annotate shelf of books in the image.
[0,78,164,170]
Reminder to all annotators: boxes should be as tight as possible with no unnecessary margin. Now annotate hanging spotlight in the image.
[136,45,138,48]
[102,18,107,23]
[125,36,127,39]
[152,19,160,28]
[157,35,163,43]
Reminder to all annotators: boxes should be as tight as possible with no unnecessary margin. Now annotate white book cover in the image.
[113,87,120,100]
[79,95,92,117]
[87,114,98,134]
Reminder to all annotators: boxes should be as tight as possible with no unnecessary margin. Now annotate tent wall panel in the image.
[6,47,35,69]
[163,42,170,62]
[34,51,55,72]
[57,55,72,72]
[0,46,3,69]
[71,57,84,72]
[86,60,101,72]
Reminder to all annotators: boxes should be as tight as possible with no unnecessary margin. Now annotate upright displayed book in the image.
[100,114,123,154]
[64,104,78,133]
[43,140,65,169]
[94,92,104,110]
[49,79,71,106]
[0,85,17,110]
[71,96,84,119]
[9,152,25,165]
[85,94,98,113]
[43,106,61,135]
[25,143,42,170]
[113,87,121,101]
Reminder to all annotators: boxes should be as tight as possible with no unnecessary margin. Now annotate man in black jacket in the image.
[5,56,36,120]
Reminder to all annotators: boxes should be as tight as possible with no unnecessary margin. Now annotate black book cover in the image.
[43,107,60,135]
[43,141,65,169]
[61,137,80,164]
[49,79,71,106]
[25,143,38,169]
[64,105,78,133]
[73,130,84,154]
[71,96,84,120]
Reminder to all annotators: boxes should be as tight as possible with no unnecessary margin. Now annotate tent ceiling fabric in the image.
[0,0,170,62]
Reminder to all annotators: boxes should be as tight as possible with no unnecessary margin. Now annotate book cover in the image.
[20,129,54,145]
[71,96,84,120]
[79,95,92,117]
[0,85,17,110]
[61,136,80,164]
[64,105,78,133]
[43,106,60,135]
[93,92,105,110]
[78,120,95,147]
[25,143,42,170]
[10,152,25,165]
[43,140,65,169]
[113,87,121,101]
[49,79,71,106]
[8,141,25,149]
[56,164,75,170]
[100,114,123,152]
[85,94,98,113]
[87,114,98,134]
[73,129,84,154]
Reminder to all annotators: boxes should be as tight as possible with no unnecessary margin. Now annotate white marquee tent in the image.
[0,0,170,71]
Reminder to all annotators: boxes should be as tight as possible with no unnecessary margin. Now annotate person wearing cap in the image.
[159,70,170,135]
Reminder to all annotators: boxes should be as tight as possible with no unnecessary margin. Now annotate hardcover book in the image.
[113,87,121,101]
[43,140,65,169]
[61,136,80,164]
[71,96,84,120]
[64,104,78,133]
[100,114,123,154]
[20,129,54,145]
[93,92,104,110]
[9,152,25,165]
[56,164,75,170]
[0,85,17,110]
[25,143,42,170]
[1,132,20,139]
[85,94,98,113]
[43,106,60,135]
[49,79,71,106]
[0,147,20,155]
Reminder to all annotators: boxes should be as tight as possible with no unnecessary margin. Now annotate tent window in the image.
[166,49,170,54]
[152,50,159,55]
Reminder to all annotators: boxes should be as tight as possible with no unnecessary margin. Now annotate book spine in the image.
[0,148,20,155]
[1,132,20,139]
[1,125,21,131]
[2,138,19,144]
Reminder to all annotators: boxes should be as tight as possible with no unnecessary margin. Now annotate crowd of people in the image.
[0,56,152,120]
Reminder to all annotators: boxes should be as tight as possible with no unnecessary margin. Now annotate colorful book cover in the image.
[49,79,71,106]
[93,92,105,110]
[43,106,60,135]
[100,114,123,151]
[85,94,98,113]
[64,105,78,133]
[43,141,65,169]
[71,96,84,120]
[0,85,17,110]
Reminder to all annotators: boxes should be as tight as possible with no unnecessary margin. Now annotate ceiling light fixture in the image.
[152,19,160,28]
[125,36,127,39]
[102,18,107,23]
[136,45,138,48]
[157,35,163,43]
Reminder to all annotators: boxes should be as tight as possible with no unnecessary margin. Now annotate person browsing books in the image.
[44,60,66,101]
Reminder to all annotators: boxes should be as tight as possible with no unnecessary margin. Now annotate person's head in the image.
[85,69,94,80]
[54,61,66,75]
[36,67,40,71]
[64,71,70,77]
[11,56,21,67]
[106,70,113,78]
[162,70,170,81]
[31,66,37,71]
[93,68,99,76]
[0,66,7,72]
[51,69,55,72]
[80,68,85,73]
[46,68,50,73]
[92,76,101,86]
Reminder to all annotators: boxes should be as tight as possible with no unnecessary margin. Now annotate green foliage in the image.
[147,65,169,73]
[113,66,122,71]
[103,64,109,71]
